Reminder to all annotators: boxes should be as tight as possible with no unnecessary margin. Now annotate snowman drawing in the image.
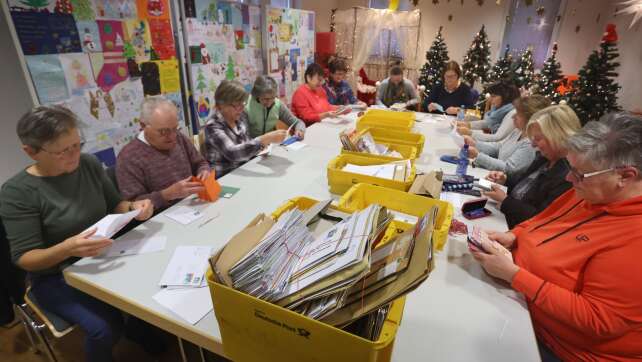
[83,29,97,52]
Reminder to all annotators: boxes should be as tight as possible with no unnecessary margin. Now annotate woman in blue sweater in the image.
[425,61,474,115]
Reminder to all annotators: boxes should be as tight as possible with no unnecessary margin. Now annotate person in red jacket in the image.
[471,112,642,362]
[291,63,347,126]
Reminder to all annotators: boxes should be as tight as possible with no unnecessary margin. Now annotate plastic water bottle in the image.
[457,105,466,121]
[456,144,469,176]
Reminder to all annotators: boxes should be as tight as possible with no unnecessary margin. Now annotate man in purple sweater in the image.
[116,96,211,210]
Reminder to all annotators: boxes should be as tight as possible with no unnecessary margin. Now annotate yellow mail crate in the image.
[358,127,426,155]
[327,154,416,195]
[341,142,418,161]
[356,109,415,133]
[208,196,408,362]
[339,184,454,251]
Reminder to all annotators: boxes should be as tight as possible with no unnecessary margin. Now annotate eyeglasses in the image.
[41,141,85,158]
[226,102,247,110]
[157,126,182,137]
[567,166,619,182]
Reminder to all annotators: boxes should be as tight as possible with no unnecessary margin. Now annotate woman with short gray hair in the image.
[0,105,154,362]
[245,75,306,138]
[203,80,287,177]
[471,113,642,361]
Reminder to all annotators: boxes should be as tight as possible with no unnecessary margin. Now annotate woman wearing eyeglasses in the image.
[471,113,642,362]
[481,105,581,228]
[204,80,287,177]
[245,75,306,139]
[0,105,154,362]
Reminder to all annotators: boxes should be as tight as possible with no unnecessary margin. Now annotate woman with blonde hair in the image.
[483,104,582,228]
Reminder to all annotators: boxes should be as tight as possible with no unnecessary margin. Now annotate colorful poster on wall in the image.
[186,0,262,126]
[6,0,183,159]
[265,7,315,103]
[25,54,70,104]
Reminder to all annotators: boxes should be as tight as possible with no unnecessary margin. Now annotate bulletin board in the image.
[5,0,183,165]
[265,6,315,104]
[183,0,263,126]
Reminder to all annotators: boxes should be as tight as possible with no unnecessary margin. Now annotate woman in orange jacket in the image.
[471,113,642,361]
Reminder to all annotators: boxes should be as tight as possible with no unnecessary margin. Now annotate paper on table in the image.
[86,209,141,239]
[102,236,167,258]
[286,141,307,151]
[258,143,273,156]
[152,287,213,325]
[440,191,468,209]
[164,206,205,225]
[159,246,213,287]
[322,116,351,125]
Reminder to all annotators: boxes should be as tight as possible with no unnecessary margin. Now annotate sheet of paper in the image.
[258,143,273,156]
[322,117,351,125]
[440,192,468,209]
[86,209,141,239]
[152,287,213,325]
[286,141,307,151]
[159,246,213,287]
[164,206,204,225]
[102,236,167,258]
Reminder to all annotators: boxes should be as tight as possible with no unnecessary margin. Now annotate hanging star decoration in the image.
[433,0,440,4]
[617,0,642,28]
[575,25,581,32]
[448,14,453,21]
[476,0,484,5]
[536,6,545,16]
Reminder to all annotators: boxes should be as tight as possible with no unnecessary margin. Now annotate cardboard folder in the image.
[409,170,443,199]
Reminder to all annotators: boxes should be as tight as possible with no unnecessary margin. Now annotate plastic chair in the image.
[16,287,75,362]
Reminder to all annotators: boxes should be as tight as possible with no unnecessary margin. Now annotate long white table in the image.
[64,112,540,361]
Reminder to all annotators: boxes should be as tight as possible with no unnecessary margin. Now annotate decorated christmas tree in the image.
[71,0,94,20]
[462,25,491,88]
[568,24,621,125]
[537,43,563,103]
[196,68,207,93]
[512,47,535,89]
[418,26,449,99]
[487,44,514,84]
[54,0,72,13]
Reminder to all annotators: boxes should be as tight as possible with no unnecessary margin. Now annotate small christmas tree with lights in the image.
[488,44,514,84]
[418,26,450,98]
[512,47,535,89]
[537,43,563,103]
[568,24,621,125]
[462,25,491,88]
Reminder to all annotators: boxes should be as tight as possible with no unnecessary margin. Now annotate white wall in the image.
[0,5,34,184]
[298,0,338,33]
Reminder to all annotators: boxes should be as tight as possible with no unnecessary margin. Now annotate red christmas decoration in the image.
[602,23,618,43]
[54,0,73,14]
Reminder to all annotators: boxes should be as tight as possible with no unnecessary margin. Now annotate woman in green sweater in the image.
[0,105,154,362]
[245,75,306,139]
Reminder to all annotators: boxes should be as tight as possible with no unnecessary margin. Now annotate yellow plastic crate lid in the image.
[207,195,408,362]
[358,127,426,155]
[356,109,415,133]
[327,153,416,196]
[338,183,454,251]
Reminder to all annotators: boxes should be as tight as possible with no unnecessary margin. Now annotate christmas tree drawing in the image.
[462,25,491,88]
[20,0,49,11]
[54,0,72,14]
[512,47,535,89]
[418,26,449,99]
[196,68,207,93]
[537,43,563,103]
[71,0,94,20]
[568,24,621,125]
[226,56,235,80]
[208,79,217,93]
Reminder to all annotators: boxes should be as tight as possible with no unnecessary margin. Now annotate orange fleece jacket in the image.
[511,189,642,361]
[291,84,336,126]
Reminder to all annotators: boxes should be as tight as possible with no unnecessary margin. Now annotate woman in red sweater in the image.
[471,113,642,361]
[291,63,346,126]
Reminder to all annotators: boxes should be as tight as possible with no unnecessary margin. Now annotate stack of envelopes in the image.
[211,200,438,328]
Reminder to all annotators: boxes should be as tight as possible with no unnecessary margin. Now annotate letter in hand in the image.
[131,199,154,221]
[65,228,113,258]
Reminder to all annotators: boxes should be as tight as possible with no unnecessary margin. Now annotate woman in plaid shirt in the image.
[203,80,286,178]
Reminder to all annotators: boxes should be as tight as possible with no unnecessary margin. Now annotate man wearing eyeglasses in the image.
[116,96,211,210]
